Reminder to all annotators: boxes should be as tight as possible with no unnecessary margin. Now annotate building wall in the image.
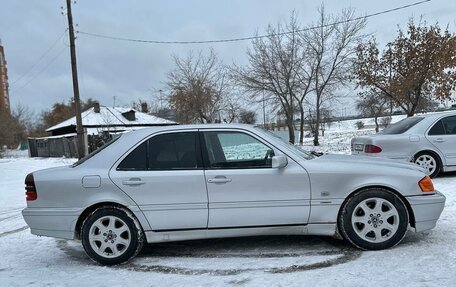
[0,43,11,115]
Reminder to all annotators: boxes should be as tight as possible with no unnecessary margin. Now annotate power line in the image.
[10,46,67,93]
[9,30,68,86]
[78,0,431,45]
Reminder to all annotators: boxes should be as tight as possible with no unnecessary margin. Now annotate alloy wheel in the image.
[415,154,437,175]
[88,215,131,258]
[351,198,400,243]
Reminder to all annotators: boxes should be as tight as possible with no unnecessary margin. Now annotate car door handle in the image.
[434,138,445,143]
[122,178,146,186]
[207,176,232,184]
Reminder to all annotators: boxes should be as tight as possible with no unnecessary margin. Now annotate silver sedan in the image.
[351,111,456,177]
[22,124,445,265]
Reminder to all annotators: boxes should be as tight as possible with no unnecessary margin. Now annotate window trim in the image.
[200,129,276,170]
[115,130,204,171]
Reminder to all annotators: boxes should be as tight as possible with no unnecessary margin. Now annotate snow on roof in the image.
[46,106,176,132]
[29,133,78,140]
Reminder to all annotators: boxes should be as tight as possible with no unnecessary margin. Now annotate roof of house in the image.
[46,105,176,133]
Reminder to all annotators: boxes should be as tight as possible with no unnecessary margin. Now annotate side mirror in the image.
[272,155,288,169]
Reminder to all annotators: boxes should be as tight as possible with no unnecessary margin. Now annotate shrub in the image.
[355,120,365,130]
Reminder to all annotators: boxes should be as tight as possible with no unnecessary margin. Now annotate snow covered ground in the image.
[0,125,455,286]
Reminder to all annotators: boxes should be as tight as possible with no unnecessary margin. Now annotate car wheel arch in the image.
[337,185,416,230]
[412,149,444,166]
[74,202,142,240]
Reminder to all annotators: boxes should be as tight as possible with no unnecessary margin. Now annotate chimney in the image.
[141,102,148,113]
[93,101,100,113]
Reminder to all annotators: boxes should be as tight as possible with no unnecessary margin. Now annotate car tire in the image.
[413,152,441,178]
[81,207,144,265]
[338,188,409,250]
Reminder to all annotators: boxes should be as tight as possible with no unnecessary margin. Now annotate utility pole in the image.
[262,90,266,129]
[158,89,163,109]
[66,0,85,159]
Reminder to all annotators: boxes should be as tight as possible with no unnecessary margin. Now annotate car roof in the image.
[123,123,257,137]
[413,111,456,120]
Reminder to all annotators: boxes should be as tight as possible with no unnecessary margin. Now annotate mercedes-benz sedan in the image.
[351,111,456,178]
[23,124,445,265]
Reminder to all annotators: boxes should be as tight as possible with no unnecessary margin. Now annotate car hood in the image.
[315,153,426,173]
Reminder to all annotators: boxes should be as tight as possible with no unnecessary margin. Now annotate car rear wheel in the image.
[413,152,441,178]
[338,188,409,250]
[81,207,144,265]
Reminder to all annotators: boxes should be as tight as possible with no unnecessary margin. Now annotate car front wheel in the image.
[81,207,144,265]
[338,188,409,250]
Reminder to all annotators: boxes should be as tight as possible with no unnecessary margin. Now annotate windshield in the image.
[72,135,121,167]
[380,117,424,134]
[254,127,314,160]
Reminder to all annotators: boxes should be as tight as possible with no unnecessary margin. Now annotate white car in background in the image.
[351,111,456,177]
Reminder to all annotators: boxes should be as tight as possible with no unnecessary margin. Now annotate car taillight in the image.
[418,176,434,192]
[364,144,382,153]
[25,173,37,201]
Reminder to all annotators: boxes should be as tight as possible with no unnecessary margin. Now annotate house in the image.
[29,102,176,158]
[46,102,176,136]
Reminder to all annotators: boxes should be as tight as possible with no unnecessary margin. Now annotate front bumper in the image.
[22,207,82,240]
[406,191,446,232]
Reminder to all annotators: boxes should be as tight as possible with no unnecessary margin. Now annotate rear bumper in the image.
[351,152,412,162]
[405,191,446,232]
[22,207,82,240]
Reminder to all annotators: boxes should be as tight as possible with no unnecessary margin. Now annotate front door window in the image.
[203,131,274,169]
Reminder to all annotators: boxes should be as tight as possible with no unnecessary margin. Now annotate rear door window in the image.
[117,142,147,170]
[148,132,201,170]
[117,132,201,171]
[428,120,445,136]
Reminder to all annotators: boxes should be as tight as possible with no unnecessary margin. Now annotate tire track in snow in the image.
[0,226,29,238]
[0,214,21,223]
[57,236,362,275]
[0,208,22,216]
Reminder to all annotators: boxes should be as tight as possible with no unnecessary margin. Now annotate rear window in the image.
[380,117,424,134]
[72,135,121,167]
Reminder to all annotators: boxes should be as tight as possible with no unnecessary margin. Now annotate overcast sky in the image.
[1,0,455,117]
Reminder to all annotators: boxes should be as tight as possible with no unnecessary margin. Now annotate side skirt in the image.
[144,224,337,243]
[443,165,456,172]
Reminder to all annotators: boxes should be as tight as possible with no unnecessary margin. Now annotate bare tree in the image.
[12,103,35,132]
[302,5,366,145]
[223,100,242,123]
[0,104,34,149]
[355,20,456,117]
[319,108,333,137]
[356,90,390,132]
[231,13,303,143]
[380,116,392,128]
[41,98,98,128]
[167,50,228,124]
[305,106,332,137]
